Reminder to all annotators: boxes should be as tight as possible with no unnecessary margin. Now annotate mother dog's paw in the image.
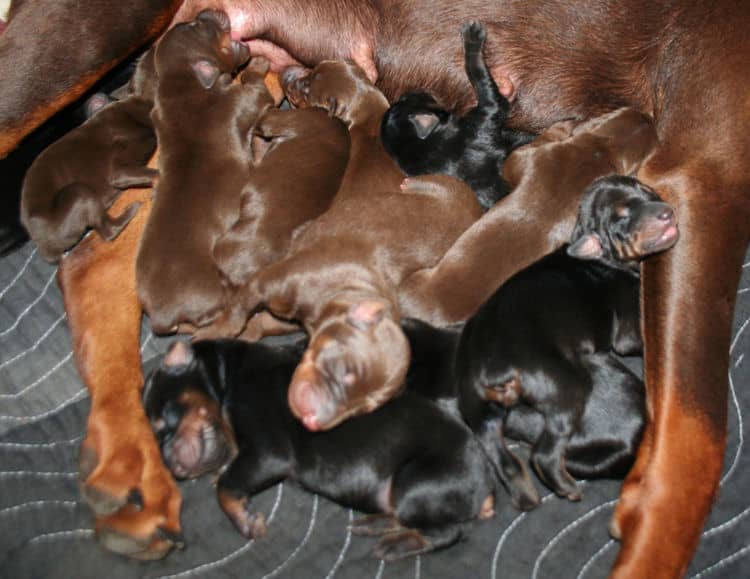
[79,415,183,558]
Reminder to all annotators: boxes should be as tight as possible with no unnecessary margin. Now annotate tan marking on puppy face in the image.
[160,390,234,479]
[483,373,522,407]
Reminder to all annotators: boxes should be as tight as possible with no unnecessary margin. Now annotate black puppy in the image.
[143,339,497,560]
[380,22,534,210]
[456,175,678,501]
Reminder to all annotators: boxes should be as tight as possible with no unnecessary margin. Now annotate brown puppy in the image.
[20,53,159,263]
[136,9,273,334]
[199,61,484,431]
[398,107,659,325]
[212,106,350,288]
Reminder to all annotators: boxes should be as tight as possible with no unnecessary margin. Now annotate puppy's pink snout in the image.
[288,381,322,431]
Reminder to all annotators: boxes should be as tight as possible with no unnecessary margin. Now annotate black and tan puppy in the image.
[198,61,483,431]
[20,52,159,263]
[143,339,497,560]
[380,22,534,210]
[136,9,273,333]
[457,175,678,501]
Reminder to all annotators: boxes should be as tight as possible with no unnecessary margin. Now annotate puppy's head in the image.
[154,9,250,90]
[287,299,409,431]
[143,341,235,480]
[281,60,388,126]
[568,175,679,270]
[381,91,452,143]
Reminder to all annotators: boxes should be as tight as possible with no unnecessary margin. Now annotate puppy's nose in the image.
[288,380,322,431]
[657,205,675,222]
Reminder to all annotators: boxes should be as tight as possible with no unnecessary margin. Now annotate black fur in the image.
[143,338,497,560]
[456,249,645,501]
[380,22,535,210]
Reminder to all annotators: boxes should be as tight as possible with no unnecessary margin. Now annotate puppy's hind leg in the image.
[529,363,590,501]
[109,166,159,190]
[461,21,507,120]
[96,201,142,241]
[373,525,464,561]
[375,451,484,559]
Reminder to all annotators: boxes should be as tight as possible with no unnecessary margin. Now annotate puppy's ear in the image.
[410,112,440,139]
[567,233,604,260]
[346,300,388,330]
[191,59,221,88]
[163,340,195,368]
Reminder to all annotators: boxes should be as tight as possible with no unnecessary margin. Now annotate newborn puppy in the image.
[20,51,158,263]
[212,106,350,289]
[380,22,534,210]
[199,61,483,431]
[136,10,274,333]
[457,175,678,501]
[143,339,497,560]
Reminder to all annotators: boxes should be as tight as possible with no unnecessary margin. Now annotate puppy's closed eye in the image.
[614,205,631,219]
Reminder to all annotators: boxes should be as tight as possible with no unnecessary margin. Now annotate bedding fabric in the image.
[0,241,748,579]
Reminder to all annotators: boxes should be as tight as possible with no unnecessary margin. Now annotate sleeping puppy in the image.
[136,9,274,333]
[143,339,498,560]
[380,22,534,210]
[402,315,641,511]
[457,175,678,500]
[20,50,159,263]
[211,106,350,289]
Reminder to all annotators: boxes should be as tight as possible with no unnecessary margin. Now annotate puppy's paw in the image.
[461,21,486,51]
[530,455,581,502]
[349,513,402,536]
[218,488,268,539]
[243,56,271,80]
[373,529,431,561]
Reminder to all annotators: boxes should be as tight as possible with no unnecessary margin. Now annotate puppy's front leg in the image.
[216,449,291,539]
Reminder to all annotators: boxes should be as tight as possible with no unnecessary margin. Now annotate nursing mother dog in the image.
[3,1,750,577]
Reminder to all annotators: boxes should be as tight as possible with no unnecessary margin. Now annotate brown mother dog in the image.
[4,1,750,576]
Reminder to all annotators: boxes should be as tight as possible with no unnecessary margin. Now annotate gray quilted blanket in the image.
[1,242,748,578]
